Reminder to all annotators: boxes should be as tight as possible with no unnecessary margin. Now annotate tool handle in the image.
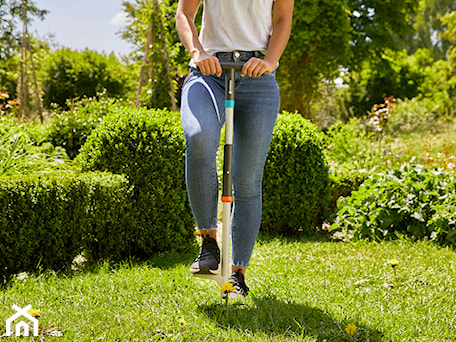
[220,62,244,71]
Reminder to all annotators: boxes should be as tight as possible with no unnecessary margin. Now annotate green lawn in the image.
[1,237,455,341]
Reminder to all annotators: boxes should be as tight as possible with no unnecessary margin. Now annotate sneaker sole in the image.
[228,291,247,299]
[190,266,220,275]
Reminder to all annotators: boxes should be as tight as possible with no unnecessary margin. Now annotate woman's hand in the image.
[177,0,223,76]
[241,58,276,77]
[193,51,222,77]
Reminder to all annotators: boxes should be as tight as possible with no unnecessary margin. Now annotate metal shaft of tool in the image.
[221,67,235,283]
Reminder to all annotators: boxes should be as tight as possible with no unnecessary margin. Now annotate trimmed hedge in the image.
[1,109,333,280]
[0,172,131,282]
[262,113,330,235]
[76,107,195,257]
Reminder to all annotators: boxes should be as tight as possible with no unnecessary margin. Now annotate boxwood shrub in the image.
[262,113,330,235]
[76,107,195,257]
[80,172,134,262]
[0,171,131,282]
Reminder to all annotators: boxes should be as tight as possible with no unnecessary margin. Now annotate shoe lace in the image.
[229,269,249,294]
[199,236,219,261]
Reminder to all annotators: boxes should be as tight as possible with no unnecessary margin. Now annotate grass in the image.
[1,237,455,341]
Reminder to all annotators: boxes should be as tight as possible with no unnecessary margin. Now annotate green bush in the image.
[387,96,449,135]
[324,118,373,165]
[44,96,129,159]
[76,107,195,257]
[322,119,377,211]
[41,48,135,109]
[0,172,131,282]
[330,164,456,245]
[79,172,134,262]
[262,112,330,235]
[343,49,430,118]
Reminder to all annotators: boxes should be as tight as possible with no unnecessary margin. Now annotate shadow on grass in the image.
[198,294,385,341]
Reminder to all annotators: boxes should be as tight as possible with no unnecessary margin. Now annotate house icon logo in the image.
[5,304,39,337]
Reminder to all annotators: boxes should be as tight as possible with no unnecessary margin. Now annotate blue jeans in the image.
[180,52,280,267]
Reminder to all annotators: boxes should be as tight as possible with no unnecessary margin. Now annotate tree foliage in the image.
[118,0,424,117]
[343,48,432,116]
[278,0,351,116]
[344,8,456,118]
[402,0,456,60]
[120,0,183,109]
[2,0,453,121]
[278,0,420,117]
[0,0,46,99]
[0,0,47,61]
[41,48,135,109]
[347,0,419,66]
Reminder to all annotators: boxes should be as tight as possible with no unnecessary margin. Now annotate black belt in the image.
[215,51,265,63]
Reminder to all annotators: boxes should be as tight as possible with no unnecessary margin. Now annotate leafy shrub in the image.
[44,96,129,159]
[323,118,377,211]
[262,112,330,235]
[41,48,135,109]
[331,164,456,245]
[79,172,134,262]
[324,118,374,165]
[0,172,131,282]
[343,49,430,118]
[76,107,195,257]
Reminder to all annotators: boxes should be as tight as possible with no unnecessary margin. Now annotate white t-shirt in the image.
[199,0,275,55]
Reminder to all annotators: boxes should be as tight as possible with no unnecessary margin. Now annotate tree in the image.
[0,0,47,60]
[121,0,182,110]
[342,48,433,117]
[277,0,352,117]
[346,0,419,66]
[278,0,420,117]
[0,0,46,99]
[342,2,456,117]
[402,0,456,60]
[119,0,421,118]
[441,11,456,53]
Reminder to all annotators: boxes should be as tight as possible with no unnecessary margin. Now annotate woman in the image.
[176,0,294,296]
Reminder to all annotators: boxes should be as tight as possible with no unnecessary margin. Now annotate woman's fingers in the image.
[195,55,222,76]
[241,58,274,77]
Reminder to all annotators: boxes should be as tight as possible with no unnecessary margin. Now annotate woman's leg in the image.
[231,72,280,270]
[180,71,225,233]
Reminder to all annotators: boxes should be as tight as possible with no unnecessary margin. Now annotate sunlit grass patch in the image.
[1,239,455,341]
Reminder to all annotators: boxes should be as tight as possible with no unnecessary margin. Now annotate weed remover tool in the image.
[193,62,244,306]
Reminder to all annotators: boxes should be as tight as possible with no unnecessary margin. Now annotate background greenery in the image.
[0,0,454,273]
[1,0,455,120]
[1,1,456,340]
